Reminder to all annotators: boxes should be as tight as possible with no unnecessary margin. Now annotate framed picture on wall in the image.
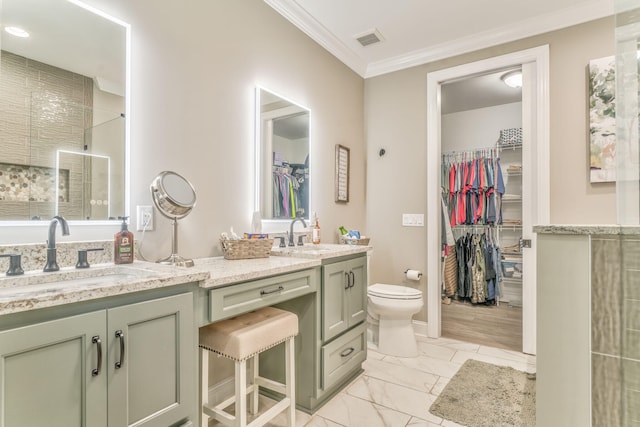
[588,55,616,183]
[335,144,350,203]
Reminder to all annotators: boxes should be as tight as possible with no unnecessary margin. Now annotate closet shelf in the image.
[498,143,522,151]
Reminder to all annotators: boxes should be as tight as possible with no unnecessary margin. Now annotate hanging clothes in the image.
[272,166,302,219]
[441,150,505,227]
[451,229,501,305]
[441,195,457,297]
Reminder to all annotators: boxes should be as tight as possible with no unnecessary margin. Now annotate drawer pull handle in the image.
[115,330,125,369]
[260,286,284,296]
[340,347,355,358]
[349,271,355,288]
[344,272,350,289]
[92,335,102,377]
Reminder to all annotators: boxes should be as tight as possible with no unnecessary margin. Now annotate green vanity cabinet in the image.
[0,292,195,427]
[106,292,195,427]
[319,255,367,394]
[0,310,108,427]
[321,256,367,342]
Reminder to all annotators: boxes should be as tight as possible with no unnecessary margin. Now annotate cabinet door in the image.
[0,311,107,427]
[322,261,349,342]
[107,293,195,427]
[347,257,367,327]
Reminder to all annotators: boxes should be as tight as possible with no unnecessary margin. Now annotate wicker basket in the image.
[340,236,371,246]
[220,238,274,260]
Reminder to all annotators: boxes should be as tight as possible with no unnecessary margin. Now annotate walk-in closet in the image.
[439,69,524,352]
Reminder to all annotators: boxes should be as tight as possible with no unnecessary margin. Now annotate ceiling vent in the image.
[354,28,384,47]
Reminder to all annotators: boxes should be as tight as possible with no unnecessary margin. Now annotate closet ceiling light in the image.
[501,71,522,88]
[5,26,29,38]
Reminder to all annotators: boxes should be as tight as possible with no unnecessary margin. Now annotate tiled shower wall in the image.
[592,236,640,426]
[0,50,93,220]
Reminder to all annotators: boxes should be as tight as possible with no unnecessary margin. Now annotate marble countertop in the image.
[0,244,370,316]
[534,224,640,235]
[270,243,372,259]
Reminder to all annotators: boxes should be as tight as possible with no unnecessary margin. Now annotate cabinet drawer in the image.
[209,269,317,322]
[321,323,366,391]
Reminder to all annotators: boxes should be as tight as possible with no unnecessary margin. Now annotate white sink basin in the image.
[0,265,159,290]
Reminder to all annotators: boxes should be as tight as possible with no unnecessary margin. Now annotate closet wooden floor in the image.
[441,299,522,352]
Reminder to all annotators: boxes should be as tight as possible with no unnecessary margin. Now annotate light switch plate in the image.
[402,213,424,227]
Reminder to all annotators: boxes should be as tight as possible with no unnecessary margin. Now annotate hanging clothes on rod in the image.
[272,165,301,219]
[452,227,502,305]
[441,149,505,227]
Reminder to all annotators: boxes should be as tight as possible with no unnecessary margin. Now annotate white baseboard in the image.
[412,320,428,337]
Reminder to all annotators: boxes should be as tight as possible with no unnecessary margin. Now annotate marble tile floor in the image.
[211,335,536,427]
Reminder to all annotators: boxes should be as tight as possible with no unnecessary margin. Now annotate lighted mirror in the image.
[0,0,129,221]
[256,88,310,221]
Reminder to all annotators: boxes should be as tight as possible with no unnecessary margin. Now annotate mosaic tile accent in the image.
[0,163,68,202]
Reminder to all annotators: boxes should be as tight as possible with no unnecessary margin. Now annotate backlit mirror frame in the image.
[255,87,310,225]
[0,0,131,227]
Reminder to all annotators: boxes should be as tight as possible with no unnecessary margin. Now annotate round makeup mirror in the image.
[150,171,197,267]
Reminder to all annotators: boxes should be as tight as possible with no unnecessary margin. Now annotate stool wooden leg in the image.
[250,354,259,415]
[235,359,247,427]
[285,337,295,427]
[201,348,209,427]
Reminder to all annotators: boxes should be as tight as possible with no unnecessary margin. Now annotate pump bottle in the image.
[114,216,134,264]
[312,212,321,245]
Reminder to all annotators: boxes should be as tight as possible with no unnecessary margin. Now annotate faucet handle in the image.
[297,235,306,246]
[76,248,105,269]
[0,254,24,276]
[275,237,286,248]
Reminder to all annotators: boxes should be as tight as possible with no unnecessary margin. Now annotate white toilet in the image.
[367,283,423,357]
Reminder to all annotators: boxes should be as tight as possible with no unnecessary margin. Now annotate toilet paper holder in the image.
[404,269,422,280]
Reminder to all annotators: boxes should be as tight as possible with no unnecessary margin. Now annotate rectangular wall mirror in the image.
[0,0,129,222]
[256,87,310,221]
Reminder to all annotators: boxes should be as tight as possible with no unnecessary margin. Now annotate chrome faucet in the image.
[43,216,70,272]
[288,217,307,246]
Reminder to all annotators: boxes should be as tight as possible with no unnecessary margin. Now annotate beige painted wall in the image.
[365,18,615,322]
[3,0,366,257]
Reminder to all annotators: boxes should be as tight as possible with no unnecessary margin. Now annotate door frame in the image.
[426,45,550,355]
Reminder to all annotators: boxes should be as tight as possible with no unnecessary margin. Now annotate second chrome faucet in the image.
[44,216,70,272]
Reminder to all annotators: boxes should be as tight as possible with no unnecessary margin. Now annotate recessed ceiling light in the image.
[501,70,522,88]
[5,26,30,38]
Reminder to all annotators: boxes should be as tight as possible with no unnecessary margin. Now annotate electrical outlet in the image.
[136,205,154,231]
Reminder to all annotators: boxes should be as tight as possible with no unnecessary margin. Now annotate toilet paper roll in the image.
[405,269,422,281]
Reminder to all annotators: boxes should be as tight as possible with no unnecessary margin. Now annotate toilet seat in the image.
[368,283,422,300]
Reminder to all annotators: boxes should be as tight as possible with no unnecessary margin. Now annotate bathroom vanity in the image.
[0,243,370,426]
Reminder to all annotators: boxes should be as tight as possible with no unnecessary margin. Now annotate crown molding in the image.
[264,0,614,79]
[365,0,614,77]
[264,0,368,76]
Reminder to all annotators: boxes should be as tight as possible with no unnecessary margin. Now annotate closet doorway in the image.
[426,46,550,355]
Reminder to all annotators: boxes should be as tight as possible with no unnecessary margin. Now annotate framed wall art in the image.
[335,144,350,203]
[588,55,616,183]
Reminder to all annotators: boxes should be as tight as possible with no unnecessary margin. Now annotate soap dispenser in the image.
[114,216,134,264]
[312,212,321,245]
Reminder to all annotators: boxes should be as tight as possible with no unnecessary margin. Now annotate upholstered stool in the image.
[199,307,298,427]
